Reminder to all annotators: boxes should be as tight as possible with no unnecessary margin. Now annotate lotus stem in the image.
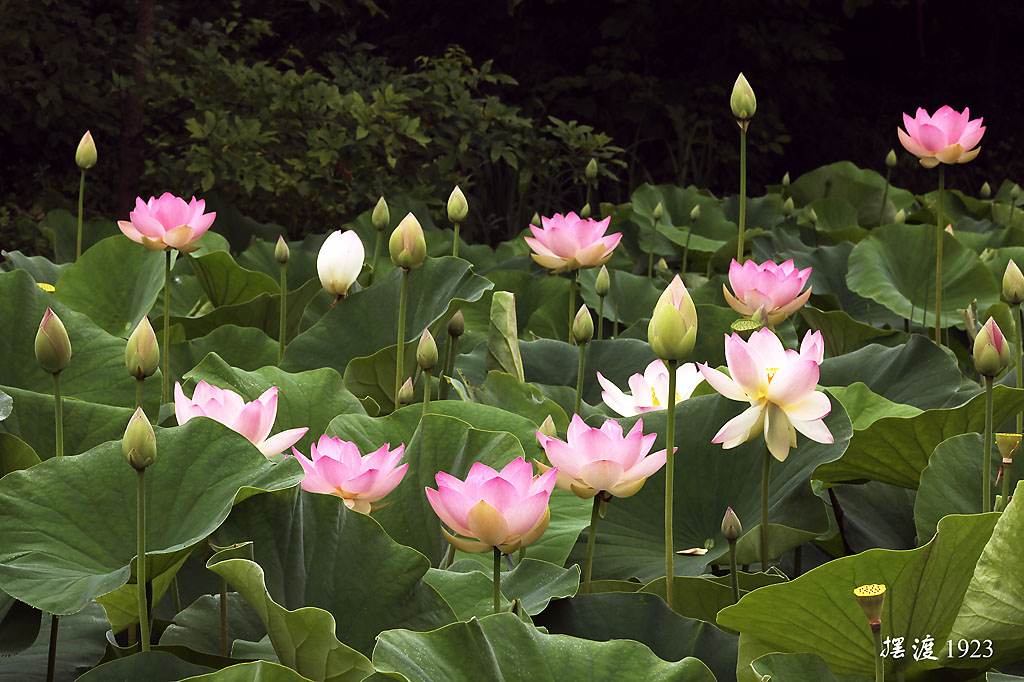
[137,468,150,651]
[737,126,747,261]
[574,341,586,415]
[597,296,604,341]
[728,537,739,604]
[761,444,771,570]
[135,378,144,410]
[370,230,382,286]
[220,576,228,657]
[664,359,678,606]
[648,213,656,278]
[682,229,693,276]
[45,615,58,682]
[1016,303,1023,435]
[440,543,455,570]
[278,262,287,365]
[76,170,86,261]
[162,249,171,406]
[879,166,892,228]
[568,271,577,344]
[583,495,601,594]
[984,375,994,513]
[439,332,456,401]
[395,269,409,411]
[517,546,526,564]
[171,577,180,614]
[935,166,945,344]
[492,547,502,615]
[422,369,432,416]
[872,625,884,682]
[53,373,63,458]
[452,223,460,258]
[793,544,802,577]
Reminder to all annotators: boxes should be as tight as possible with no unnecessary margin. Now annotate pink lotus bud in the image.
[648,275,697,361]
[973,317,1010,377]
[1003,259,1024,304]
[35,308,71,374]
[389,213,427,270]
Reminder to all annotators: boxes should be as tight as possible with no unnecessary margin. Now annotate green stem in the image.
[879,168,892,227]
[395,270,409,411]
[574,341,586,416]
[76,169,86,261]
[45,614,58,682]
[761,445,772,570]
[135,378,144,410]
[137,468,150,651]
[935,166,945,344]
[492,547,501,615]
[370,230,383,285]
[568,271,577,344]
[872,626,884,682]
[440,543,455,570]
[220,576,228,657]
[278,263,287,365]
[439,333,455,401]
[163,250,171,406]
[583,495,601,594]
[648,214,656,278]
[728,539,739,604]
[793,544,802,577]
[664,359,678,606]
[452,223,460,258]
[737,126,747,261]
[517,545,525,564]
[597,296,604,341]
[682,229,692,275]
[53,373,63,457]
[984,375,994,513]
[422,369,432,416]
[1017,303,1023,435]
[172,576,180,614]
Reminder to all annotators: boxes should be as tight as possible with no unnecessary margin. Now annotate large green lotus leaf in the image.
[797,307,905,357]
[75,650,212,682]
[818,337,967,410]
[0,418,302,614]
[372,612,716,681]
[0,432,41,476]
[717,512,999,680]
[0,269,157,410]
[53,235,165,337]
[180,660,318,681]
[282,257,492,375]
[806,197,861,232]
[829,481,918,552]
[981,246,1024,286]
[914,434,1010,543]
[171,326,279,381]
[813,385,1024,489]
[789,161,917,224]
[95,547,193,632]
[493,558,579,616]
[485,291,524,379]
[576,392,852,582]
[160,592,267,655]
[185,251,280,308]
[456,270,565,338]
[184,352,366,453]
[534,592,737,682]
[846,222,1000,329]
[39,208,120,263]
[947,483,1024,667]
[342,341,421,415]
[750,652,872,682]
[421,568,512,621]
[656,225,728,255]
[0,590,40,657]
[826,383,922,430]
[457,372,569,433]
[637,572,789,625]
[1,250,71,287]
[518,338,657,405]
[237,238,319,286]
[0,602,109,681]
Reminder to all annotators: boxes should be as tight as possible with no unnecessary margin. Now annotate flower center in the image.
[650,387,682,407]
[766,367,779,383]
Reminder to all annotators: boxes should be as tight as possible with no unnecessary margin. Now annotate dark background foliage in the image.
[2,0,1020,253]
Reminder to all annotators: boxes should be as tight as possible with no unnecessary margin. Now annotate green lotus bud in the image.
[730,73,756,121]
[530,212,542,227]
[417,329,438,371]
[123,407,157,470]
[1003,259,1024,304]
[580,203,591,219]
[126,316,159,380]
[980,181,992,199]
[1014,184,1022,202]
[389,213,427,270]
[961,301,978,341]
[448,310,465,337]
[655,257,668,271]
[853,584,886,629]
[572,304,593,344]
[885,149,897,168]
[398,377,414,406]
[807,208,818,224]
[585,158,598,181]
[653,201,664,221]
[974,317,1011,377]
[690,204,701,221]
[75,131,97,170]
[721,506,742,541]
[894,208,906,223]
[447,186,468,223]
[35,308,71,375]
[595,265,610,297]
[781,172,790,187]
[648,275,697,361]
[781,197,794,216]
[538,415,557,439]
[274,236,290,264]
[372,196,390,231]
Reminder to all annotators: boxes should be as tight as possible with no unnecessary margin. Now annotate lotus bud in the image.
[1014,184,1022,203]
[448,310,466,338]
[648,275,698,361]
[1003,259,1024,303]
[75,131,97,170]
[973,317,1011,377]
[389,213,427,270]
[781,197,794,216]
[721,506,742,541]
[690,204,701,221]
[580,203,591,219]
[782,172,790,187]
[730,73,756,121]
[656,257,668,271]
[372,196,390,231]
[653,201,664,221]
[538,415,557,439]
[894,208,906,223]
[961,302,978,341]
[317,230,365,298]
[417,329,438,371]
[853,584,886,629]
[398,377,414,406]
[572,304,593,344]
[126,316,159,380]
[996,433,1020,461]
[807,208,818,224]
[447,186,468,223]
[885,149,897,168]
[35,308,71,375]
[122,407,157,470]
[980,181,992,199]
[585,158,598,181]
[274,236,290,264]
[530,212,542,227]
[595,265,610,297]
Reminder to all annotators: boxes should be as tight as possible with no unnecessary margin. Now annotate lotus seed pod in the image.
[996,433,1021,461]
[853,584,886,628]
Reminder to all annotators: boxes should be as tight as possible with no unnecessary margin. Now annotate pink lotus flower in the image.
[425,458,556,554]
[723,258,812,326]
[524,212,622,273]
[596,360,704,417]
[291,436,407,513]
[118,193,216,252]
[698,329,832,461]
[898,106,985,168]
[536,415,666,498]
[174,381,307,457]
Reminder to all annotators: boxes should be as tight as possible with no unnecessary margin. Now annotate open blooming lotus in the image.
[291,436,407,513]
[524,212,622,273]
[596,360,704,417]
[723,258,812,326]
[898,106,985,168]
[425,458,556,554]
[536,415,666,498]
[317,230,364,298]
[174,381,307,457]
[698,328,833,461]
[118,193,216,252]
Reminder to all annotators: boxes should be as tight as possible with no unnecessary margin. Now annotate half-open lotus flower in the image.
[118,193,216,252]
[536,415,666,499]
[596,360,704,417]
[723,258,812,326]
[524,212,622,273]
[898,106,985,168]
[174,381,307,457]
[699,329,833,461]
[425,458,556,554]
[291,436,407,513]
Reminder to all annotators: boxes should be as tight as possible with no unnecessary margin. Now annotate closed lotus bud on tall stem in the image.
[276,237,290,365]
[37,308,71,460]
[573,304,593,415]
[447,186,468,258]
[398,377,414,407]
[880,149,896,226]
[418,329,437,415]
[390,214,424,410]
[123,407,156,651]
[595,265,610,340]
[370,196,390,284]
[731,73,755,261]
[980,181,991,199]
[975,318,1009,512]
[439,311,465,401]
[126,316,159,408]
[75,131,97,261]
[722,507,742,603]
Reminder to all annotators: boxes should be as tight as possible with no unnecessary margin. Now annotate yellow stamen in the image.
[766,367,779,383]
[650,387,683,407]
